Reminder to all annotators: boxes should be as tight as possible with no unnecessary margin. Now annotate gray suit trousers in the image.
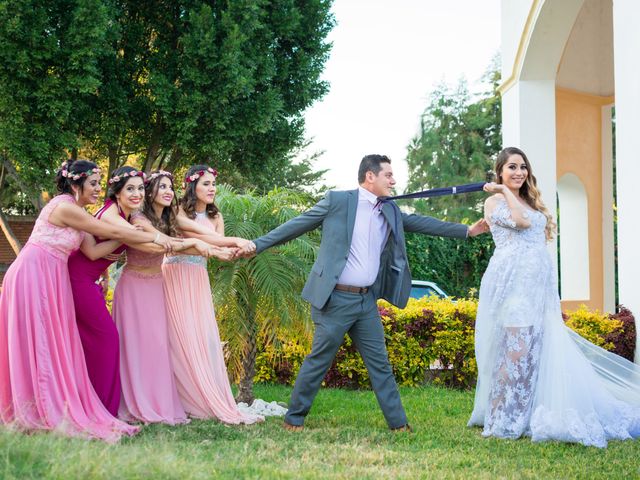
[284,289,408,429]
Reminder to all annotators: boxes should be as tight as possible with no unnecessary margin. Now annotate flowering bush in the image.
[563,305,622,351]
[605,306,636,361]
[254,298,635,389]
[255,297,479,389]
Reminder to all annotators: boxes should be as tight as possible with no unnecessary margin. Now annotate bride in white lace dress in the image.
[468,147,640,447]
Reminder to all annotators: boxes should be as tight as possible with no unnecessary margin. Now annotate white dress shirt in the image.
[337,187,390,287]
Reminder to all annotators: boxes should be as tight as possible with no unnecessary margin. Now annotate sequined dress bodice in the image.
[489,197,547,252]
[125,213,164,269]
[163,212,211,268]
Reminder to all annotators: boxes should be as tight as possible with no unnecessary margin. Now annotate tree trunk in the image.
[107,145,119,179]
[0,210,22,255]
[1,155,44,212]
[236,308,258,405]
[144,124,164,173]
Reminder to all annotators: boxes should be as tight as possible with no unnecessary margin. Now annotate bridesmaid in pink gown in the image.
[163,165,263,424]
[68,166,147,416]
[113,170,219,424]
[0,159,172,442]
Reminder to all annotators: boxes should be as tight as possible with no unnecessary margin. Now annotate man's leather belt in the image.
[334,283,369,294]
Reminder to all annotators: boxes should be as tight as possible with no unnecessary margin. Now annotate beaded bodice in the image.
[163,211,211,269]
[27,194,85,260]
[126,213,164,268]
[488,197,547,252]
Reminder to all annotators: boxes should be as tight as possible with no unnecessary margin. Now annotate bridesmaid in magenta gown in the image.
[0,159,171,442]
[113,170,217,424]
[68,166,148,416]
[163,165,262,424]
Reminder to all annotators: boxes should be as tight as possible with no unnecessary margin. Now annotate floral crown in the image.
[145,170,173,184]
[108,169,146,185]
[60,162,101,181]
[184,167,217,186]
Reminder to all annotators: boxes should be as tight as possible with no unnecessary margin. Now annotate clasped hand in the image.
[234,240,257,259]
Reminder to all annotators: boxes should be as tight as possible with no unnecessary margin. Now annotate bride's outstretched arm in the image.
[483,186,532,229]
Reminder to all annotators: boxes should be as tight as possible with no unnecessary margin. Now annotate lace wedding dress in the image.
[468,196,640,447]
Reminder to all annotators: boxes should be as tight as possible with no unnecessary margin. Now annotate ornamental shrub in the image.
[563,305,622,350]
[253,299,634,390]
[605,306,636,361]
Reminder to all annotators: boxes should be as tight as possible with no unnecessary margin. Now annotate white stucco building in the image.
[500,0,639,361]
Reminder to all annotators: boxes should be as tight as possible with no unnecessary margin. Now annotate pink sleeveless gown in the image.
[68,200,126,416]
[0,194,138,442]
[162,212,262,424]
[113,214,188,424]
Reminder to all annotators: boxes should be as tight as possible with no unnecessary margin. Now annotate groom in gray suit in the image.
[244,154,487,431]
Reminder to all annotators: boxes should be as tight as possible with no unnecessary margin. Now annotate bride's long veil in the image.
[567,327,640,405]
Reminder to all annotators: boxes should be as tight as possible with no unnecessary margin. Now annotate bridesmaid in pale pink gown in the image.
[162,165,263,424]
[0,159,173,442]
[113,170,218,424]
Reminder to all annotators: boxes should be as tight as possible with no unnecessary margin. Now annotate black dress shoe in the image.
[283,421,304,432]
[391,424,413,432]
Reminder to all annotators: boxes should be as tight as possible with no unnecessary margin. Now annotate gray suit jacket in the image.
[253,189,468,310]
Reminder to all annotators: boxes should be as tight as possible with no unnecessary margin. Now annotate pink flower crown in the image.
[183,167,217,188]
[61,164,101,181]
[108,170,146,185]
[145,170,173,184]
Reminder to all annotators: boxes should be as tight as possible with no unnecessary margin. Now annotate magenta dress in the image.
[162,212,262,424]
[0,194,138,442]
[68,200,126,416]
[113,214,188,424]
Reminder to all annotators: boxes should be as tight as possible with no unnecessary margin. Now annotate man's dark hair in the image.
[358,154,391,184]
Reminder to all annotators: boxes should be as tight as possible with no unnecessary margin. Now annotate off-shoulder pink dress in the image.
[0,194,138,442]
[113,214,188,424]
[162,212,262,424]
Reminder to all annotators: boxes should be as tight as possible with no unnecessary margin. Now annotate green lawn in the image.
[1,384,638,479]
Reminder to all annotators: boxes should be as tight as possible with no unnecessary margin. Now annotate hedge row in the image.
[255,297,636,389]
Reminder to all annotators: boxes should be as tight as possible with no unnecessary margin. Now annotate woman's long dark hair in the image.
[55,159,100,195]
[180,164,219,220]
[106,166,145,202]
[142,171,178,237]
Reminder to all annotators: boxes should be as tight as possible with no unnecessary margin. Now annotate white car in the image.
[409,280,449,300]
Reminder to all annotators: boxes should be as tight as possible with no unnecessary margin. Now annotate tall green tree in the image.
[210,186,319,404]
[405,62,501,221]
[0,0,335,205]
[403,62,502,296]
[92,0,335,189]
[0,0,115,210]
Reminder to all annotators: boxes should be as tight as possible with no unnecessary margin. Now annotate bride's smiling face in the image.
[499,154,528,193]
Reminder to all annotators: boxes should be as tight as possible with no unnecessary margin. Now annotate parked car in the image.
[409,280,449,300]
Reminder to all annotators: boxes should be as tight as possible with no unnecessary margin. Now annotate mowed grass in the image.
[1,384,638,479]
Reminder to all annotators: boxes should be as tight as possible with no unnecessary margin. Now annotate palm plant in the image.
[209,186,320,404]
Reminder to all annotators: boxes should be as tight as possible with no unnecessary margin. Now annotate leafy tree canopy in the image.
[403,59,501,296]
[404,58,501,221]
[0,0,335,212]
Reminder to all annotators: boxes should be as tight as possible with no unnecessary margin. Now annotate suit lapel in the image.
[346,189,357,247]
[381,201,398,241]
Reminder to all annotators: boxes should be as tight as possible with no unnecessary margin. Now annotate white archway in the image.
[557,173,590,300]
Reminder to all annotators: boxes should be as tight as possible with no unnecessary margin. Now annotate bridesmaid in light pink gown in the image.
[114,170,213,424]
[0,160,171,442]
[162,165,262,424]
[68,166,147,416]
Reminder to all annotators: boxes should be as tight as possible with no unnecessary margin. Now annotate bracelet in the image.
[153,233,161,244]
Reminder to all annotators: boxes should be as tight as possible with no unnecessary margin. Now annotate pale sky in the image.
[301,0,501,191]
